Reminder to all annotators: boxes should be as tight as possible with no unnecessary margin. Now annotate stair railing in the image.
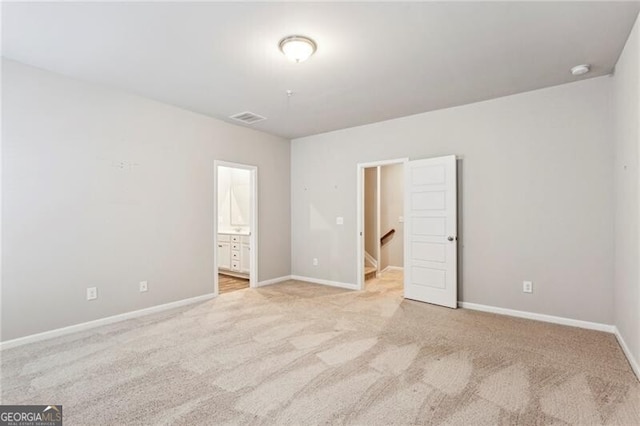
[380,229,395,246]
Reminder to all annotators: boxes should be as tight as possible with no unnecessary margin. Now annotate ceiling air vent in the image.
[229,111,266,124]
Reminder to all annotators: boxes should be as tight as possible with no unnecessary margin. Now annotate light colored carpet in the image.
[1,270,639,425]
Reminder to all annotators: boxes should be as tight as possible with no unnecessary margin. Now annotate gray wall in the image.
[613,14,640,369]
[1,60,291,341]
[380,164,404,270]
[292,76,614,324]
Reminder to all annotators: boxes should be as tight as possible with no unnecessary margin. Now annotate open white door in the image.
[404,155,457,308]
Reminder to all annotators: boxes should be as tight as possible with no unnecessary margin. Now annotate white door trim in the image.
[356,158,408,290]
[214,160,258,295]
[375,166,381,273]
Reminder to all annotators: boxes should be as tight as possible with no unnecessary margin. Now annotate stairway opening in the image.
[362,163,404,286]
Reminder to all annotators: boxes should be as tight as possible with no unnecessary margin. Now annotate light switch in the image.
[336,217,344,225]
[399,216,404,223]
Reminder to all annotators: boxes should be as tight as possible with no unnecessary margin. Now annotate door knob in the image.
[448,236,455,241]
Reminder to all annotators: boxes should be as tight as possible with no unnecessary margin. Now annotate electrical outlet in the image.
[139,281,148,292]
[86,287,97,301]
[336,217,344,225]
[313,258,319,266]
[523,281,533,293]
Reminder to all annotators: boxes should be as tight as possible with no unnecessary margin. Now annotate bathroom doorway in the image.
[214,161,258,295]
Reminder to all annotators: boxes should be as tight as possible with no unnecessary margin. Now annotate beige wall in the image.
[1,60,291,341]
[364,167,378,261]
[613,13,640,371]
[291,76,613,324]
[379,164,403,270]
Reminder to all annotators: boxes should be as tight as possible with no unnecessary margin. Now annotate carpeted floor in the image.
[1,270,638,425]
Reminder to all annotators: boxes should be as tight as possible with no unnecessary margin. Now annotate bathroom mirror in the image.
[230,168,250,226]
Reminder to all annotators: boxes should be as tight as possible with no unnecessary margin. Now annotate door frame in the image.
[213,160,258,296]
[356,158,408,290]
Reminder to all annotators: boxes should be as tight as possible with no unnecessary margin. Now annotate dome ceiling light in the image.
[279,35,317,63]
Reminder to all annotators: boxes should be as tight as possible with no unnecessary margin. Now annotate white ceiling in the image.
[2,2,639,139]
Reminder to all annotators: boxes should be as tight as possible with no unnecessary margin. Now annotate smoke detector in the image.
[570,64,591,76]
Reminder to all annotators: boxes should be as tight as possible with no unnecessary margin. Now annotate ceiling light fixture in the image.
[570,64,591,76]
[279,35,317,63]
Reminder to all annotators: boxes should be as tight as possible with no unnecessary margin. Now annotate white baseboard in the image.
[290,275,358,290]
[0,293,216,351]
[613,327,640,381]
[458,301,615,333]
[459,302,639,381]
[381,266,404,273]
[256,275,292,287]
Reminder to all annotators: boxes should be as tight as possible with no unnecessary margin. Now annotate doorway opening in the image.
[214,161,258,295]
[357,155,458,308]
[357,158,407,291]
